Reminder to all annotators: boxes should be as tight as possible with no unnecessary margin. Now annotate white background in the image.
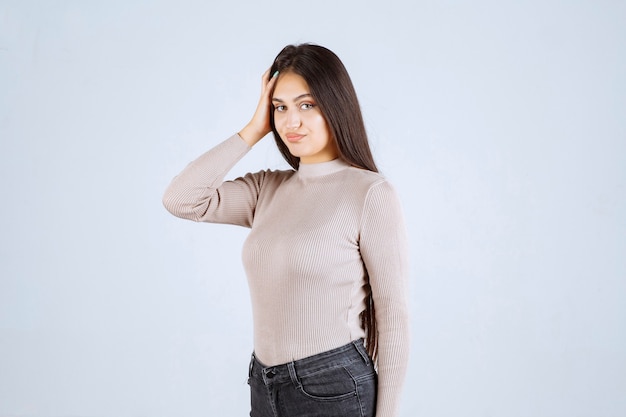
[1,1,624,416]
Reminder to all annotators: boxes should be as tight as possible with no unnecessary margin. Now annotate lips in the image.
[285,133,305,143]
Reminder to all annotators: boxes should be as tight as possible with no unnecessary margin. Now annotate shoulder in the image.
[239,167,296,187]
[332,168,403,217]
[341,167,397,195]
[257,167,296,180]
[355,171,407,238]
[339,168,404,215]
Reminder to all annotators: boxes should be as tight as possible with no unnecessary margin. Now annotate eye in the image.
[300,103,316,110]
[274,105,286,112]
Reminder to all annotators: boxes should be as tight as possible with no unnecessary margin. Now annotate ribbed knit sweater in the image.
[163,134,410,417]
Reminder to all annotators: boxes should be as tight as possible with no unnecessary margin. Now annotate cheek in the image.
[307,112,329,131]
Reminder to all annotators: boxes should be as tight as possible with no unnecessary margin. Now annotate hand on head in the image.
[239,69,279,146]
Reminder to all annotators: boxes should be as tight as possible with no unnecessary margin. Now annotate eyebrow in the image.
[271,93,312,103]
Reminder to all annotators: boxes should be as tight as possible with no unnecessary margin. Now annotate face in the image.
[272,72,338,164]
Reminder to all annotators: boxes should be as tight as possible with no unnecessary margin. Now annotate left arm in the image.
[359,180,411,417]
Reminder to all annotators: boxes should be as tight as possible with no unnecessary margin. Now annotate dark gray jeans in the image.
[248,339,377,417]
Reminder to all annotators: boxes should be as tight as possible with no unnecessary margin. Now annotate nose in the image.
[285,109,301,130]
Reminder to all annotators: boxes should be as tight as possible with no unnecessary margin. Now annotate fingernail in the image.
[272,71,279,78]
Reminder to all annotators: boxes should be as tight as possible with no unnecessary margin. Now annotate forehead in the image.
[273,72,310,99]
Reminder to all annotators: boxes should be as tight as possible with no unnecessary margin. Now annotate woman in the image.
[163,44,410,417]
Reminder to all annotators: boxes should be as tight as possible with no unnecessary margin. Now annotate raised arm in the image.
[162,134,262,226]
[162,70,280,227]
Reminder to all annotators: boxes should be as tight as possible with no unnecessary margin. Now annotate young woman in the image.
[163,44,410,417]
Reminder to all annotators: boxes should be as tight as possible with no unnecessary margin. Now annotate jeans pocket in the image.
[297,365,357,401]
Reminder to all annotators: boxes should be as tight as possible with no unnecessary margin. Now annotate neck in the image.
[296,158,351,179]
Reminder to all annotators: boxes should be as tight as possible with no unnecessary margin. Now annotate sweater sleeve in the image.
[359,180,411,417]
[162,134,263,228]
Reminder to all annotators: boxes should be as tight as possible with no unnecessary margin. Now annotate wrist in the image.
[239,124,268,147]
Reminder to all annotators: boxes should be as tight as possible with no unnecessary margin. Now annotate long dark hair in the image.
[269,44,379,361]
[268,44,378,173]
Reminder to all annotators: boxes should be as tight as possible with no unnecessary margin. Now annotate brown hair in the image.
[269,43,378,173]
[269,44,379,361]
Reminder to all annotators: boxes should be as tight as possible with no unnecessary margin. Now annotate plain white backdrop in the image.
[1,1,624,416]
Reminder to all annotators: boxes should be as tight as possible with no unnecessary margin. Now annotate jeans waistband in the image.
[249,339,370,385]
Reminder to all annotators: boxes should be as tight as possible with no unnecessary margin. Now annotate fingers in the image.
[268,70,278,87]
[262,68,279,95]
[262,68,271,85]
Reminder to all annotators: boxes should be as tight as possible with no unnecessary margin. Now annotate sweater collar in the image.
[296,158,351,179]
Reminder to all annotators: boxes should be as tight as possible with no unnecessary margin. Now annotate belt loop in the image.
[287,361,301,389]
[353,339,370,364]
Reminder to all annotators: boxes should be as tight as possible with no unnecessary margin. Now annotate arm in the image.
[162,69,280,226]
[162,134,264,227]
[359,180,411,417]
